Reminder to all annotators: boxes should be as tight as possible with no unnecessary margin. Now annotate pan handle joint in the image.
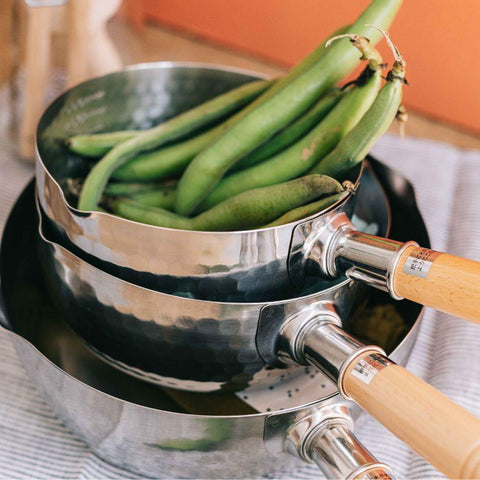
[265,403,395,479]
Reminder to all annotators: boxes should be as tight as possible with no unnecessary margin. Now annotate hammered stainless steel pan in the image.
[0,179,447,479]
[37,164,389,392]
[36,169,480,476]
[36,63,480,320]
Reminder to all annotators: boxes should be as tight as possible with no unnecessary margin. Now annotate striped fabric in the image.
[1,129,480,479]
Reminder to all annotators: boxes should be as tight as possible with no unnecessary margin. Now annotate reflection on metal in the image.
[266,402,393,479]
[35,63,362,301]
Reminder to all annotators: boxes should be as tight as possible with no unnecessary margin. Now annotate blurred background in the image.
[1,0,478,161]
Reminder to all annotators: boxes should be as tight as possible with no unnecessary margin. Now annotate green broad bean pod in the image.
[232,88,344,172]
[77,79,271,211]
[197,64,381,212]
[110,174,343,231]
[263,190,350,227]
[310,60,406,178]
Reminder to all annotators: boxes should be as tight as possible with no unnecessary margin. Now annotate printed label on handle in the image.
[402,248,442,279]
[351,354,392,385]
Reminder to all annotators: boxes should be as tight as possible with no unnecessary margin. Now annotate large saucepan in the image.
[35,159,480,477]
[0,180,466,479]
[36,63,480,319]
[1,181,413,480]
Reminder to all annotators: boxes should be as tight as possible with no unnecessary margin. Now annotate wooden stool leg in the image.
[19,5,52,160]
[66,0,90,88]
[86,18,122,77]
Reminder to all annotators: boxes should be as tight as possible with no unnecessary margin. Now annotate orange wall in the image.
[140,0,480,134]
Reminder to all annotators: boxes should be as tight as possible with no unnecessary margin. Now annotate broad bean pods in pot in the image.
[36,64,480,321]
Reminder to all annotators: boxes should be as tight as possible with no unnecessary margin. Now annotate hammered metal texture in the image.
[35,166,389,392]
[36,63,361,301]
[38,206,355,392]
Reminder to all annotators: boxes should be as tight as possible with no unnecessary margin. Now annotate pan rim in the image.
[36,189,353,308]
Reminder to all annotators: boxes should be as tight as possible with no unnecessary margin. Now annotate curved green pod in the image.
[198,67,381,212]
[110,174,343,231]
[77,79,271,211]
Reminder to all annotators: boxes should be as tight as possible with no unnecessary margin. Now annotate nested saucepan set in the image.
[37,64,480,319]
[31,63,480,479]
[35,159,480,479]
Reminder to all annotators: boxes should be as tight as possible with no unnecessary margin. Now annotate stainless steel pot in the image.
[0,181,421,479]
[36,63,480,320]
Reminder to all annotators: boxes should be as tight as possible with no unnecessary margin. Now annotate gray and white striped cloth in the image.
[1,130,480,479]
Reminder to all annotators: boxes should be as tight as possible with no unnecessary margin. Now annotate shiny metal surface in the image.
[308,426,394,480]
[300,321,385,391]
[328,225,418,299]
[274,404,394,479]
[35,63,435,304]
[37,194,357,392]
[35,62,363,301]
[0,172,427,478]
[290,211,355,286]
[35,165,387,392]
[274,301,342,366]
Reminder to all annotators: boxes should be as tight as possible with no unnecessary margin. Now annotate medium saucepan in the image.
[36,63,480,319]
[36,171,480,476]
[37,164,389,392]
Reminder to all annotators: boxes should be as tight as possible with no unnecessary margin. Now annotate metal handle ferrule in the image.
[278,405,395,479]
[307,425,395,480]
[312,213,418,299]
[299,320,385,399]
[277,311,385,400]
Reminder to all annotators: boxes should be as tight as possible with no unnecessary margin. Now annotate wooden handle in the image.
[393,245,480,323]
[343,352,480,479]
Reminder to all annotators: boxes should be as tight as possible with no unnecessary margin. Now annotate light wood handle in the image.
[393,245,480,323]
[343,352,480,479]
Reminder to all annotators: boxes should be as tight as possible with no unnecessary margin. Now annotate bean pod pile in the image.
[69,0,407,232]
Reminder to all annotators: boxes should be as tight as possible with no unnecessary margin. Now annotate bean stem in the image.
[310,32,406,178]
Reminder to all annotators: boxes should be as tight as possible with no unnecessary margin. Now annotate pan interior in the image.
[1,176,425,416]
[37,65,265,209]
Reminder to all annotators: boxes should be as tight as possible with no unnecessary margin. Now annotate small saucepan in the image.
[36,63,480,321]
